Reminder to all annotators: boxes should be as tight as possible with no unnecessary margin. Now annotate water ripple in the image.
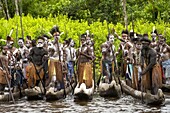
[0,93,169,113]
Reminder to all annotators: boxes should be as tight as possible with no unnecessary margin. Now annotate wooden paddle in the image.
[56,40,66,98]
[97,59,103,86]
[31,58,47,95]
[141,75,144,104]
[111,44,124,94]
[141,64,145,104]
[67,75,74,95]
[97,73,102,86]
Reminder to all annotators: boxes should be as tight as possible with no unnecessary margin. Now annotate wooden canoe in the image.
[99,79,121,98]
[162,84,170,92]
[45,82,76,101]
[25,86,45,100]
[121,81,165,105]
[0,87,25,102]
[74,80,94,101]
[0,91,22,102]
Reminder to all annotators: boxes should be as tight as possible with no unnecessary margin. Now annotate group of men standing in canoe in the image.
[0,25,169,98]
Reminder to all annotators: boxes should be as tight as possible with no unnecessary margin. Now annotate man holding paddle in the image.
[27,36,48,92]
[140,37,162,95]
[100,34,117,83]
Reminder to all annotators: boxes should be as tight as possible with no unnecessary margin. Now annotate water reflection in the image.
[0,92,169,113]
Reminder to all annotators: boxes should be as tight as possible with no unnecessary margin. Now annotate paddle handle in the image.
[141,76,144,103]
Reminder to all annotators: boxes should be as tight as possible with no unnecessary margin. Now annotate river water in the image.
[0,92,169,113]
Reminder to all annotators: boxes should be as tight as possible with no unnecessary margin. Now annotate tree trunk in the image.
[15,0,19,15]
[0,1,6,18]
[0,0,9,19]
[122,0,128,30]
[4,0,10,19]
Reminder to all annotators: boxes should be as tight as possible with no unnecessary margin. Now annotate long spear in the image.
[16,23,18,45]
[131,10,134,32]
[19,0,24,38]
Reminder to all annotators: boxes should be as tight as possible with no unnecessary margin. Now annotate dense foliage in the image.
[0,15,170,76]
[0,0,169,77]
[0,0,170,24]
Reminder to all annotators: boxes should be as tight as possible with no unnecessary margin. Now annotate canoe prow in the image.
[74,80,94,100]
[25,86,44,100]
[99,80,121,98]
[121,81,165,105]
[46,83,76,101]
[0,91,22,102]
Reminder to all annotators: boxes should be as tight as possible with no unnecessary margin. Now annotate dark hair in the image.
[43,34,50,39]
[68,38,72,43]
[31,39,36,47]
[140,37,151,43]
[6,36,11,41]
[151,29,158,35]
[143,34,148,38]
[131,38,140,43]
[122,29,129,35]
[18,38,24,42]
[129,32,134,39]
[64,39,69,45]
[26,35,31,40]
[37,36,45,41]
[50,25,60,35]
[137,34,143,39]
[81,34,86,39]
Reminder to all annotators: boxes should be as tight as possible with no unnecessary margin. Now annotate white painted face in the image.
[159,39,165,45]
[18,39,24,47]
[152,37,156,41]
[54,34,60,41]
[26,40,32,48]
[136,43,142,50]
[86,37,92,45]
[151,33,157,41]
[70,39,75,47]
[43,37,48,45]
[26,43,30,48]
[122,34,128,40]
[7,41,14,48]
[37,39,44,48]
[102,47,107,53]
[109,35,114,43]
[81,37,86,45]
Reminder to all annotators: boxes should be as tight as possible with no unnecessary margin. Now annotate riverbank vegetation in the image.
[0,0,169,76]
